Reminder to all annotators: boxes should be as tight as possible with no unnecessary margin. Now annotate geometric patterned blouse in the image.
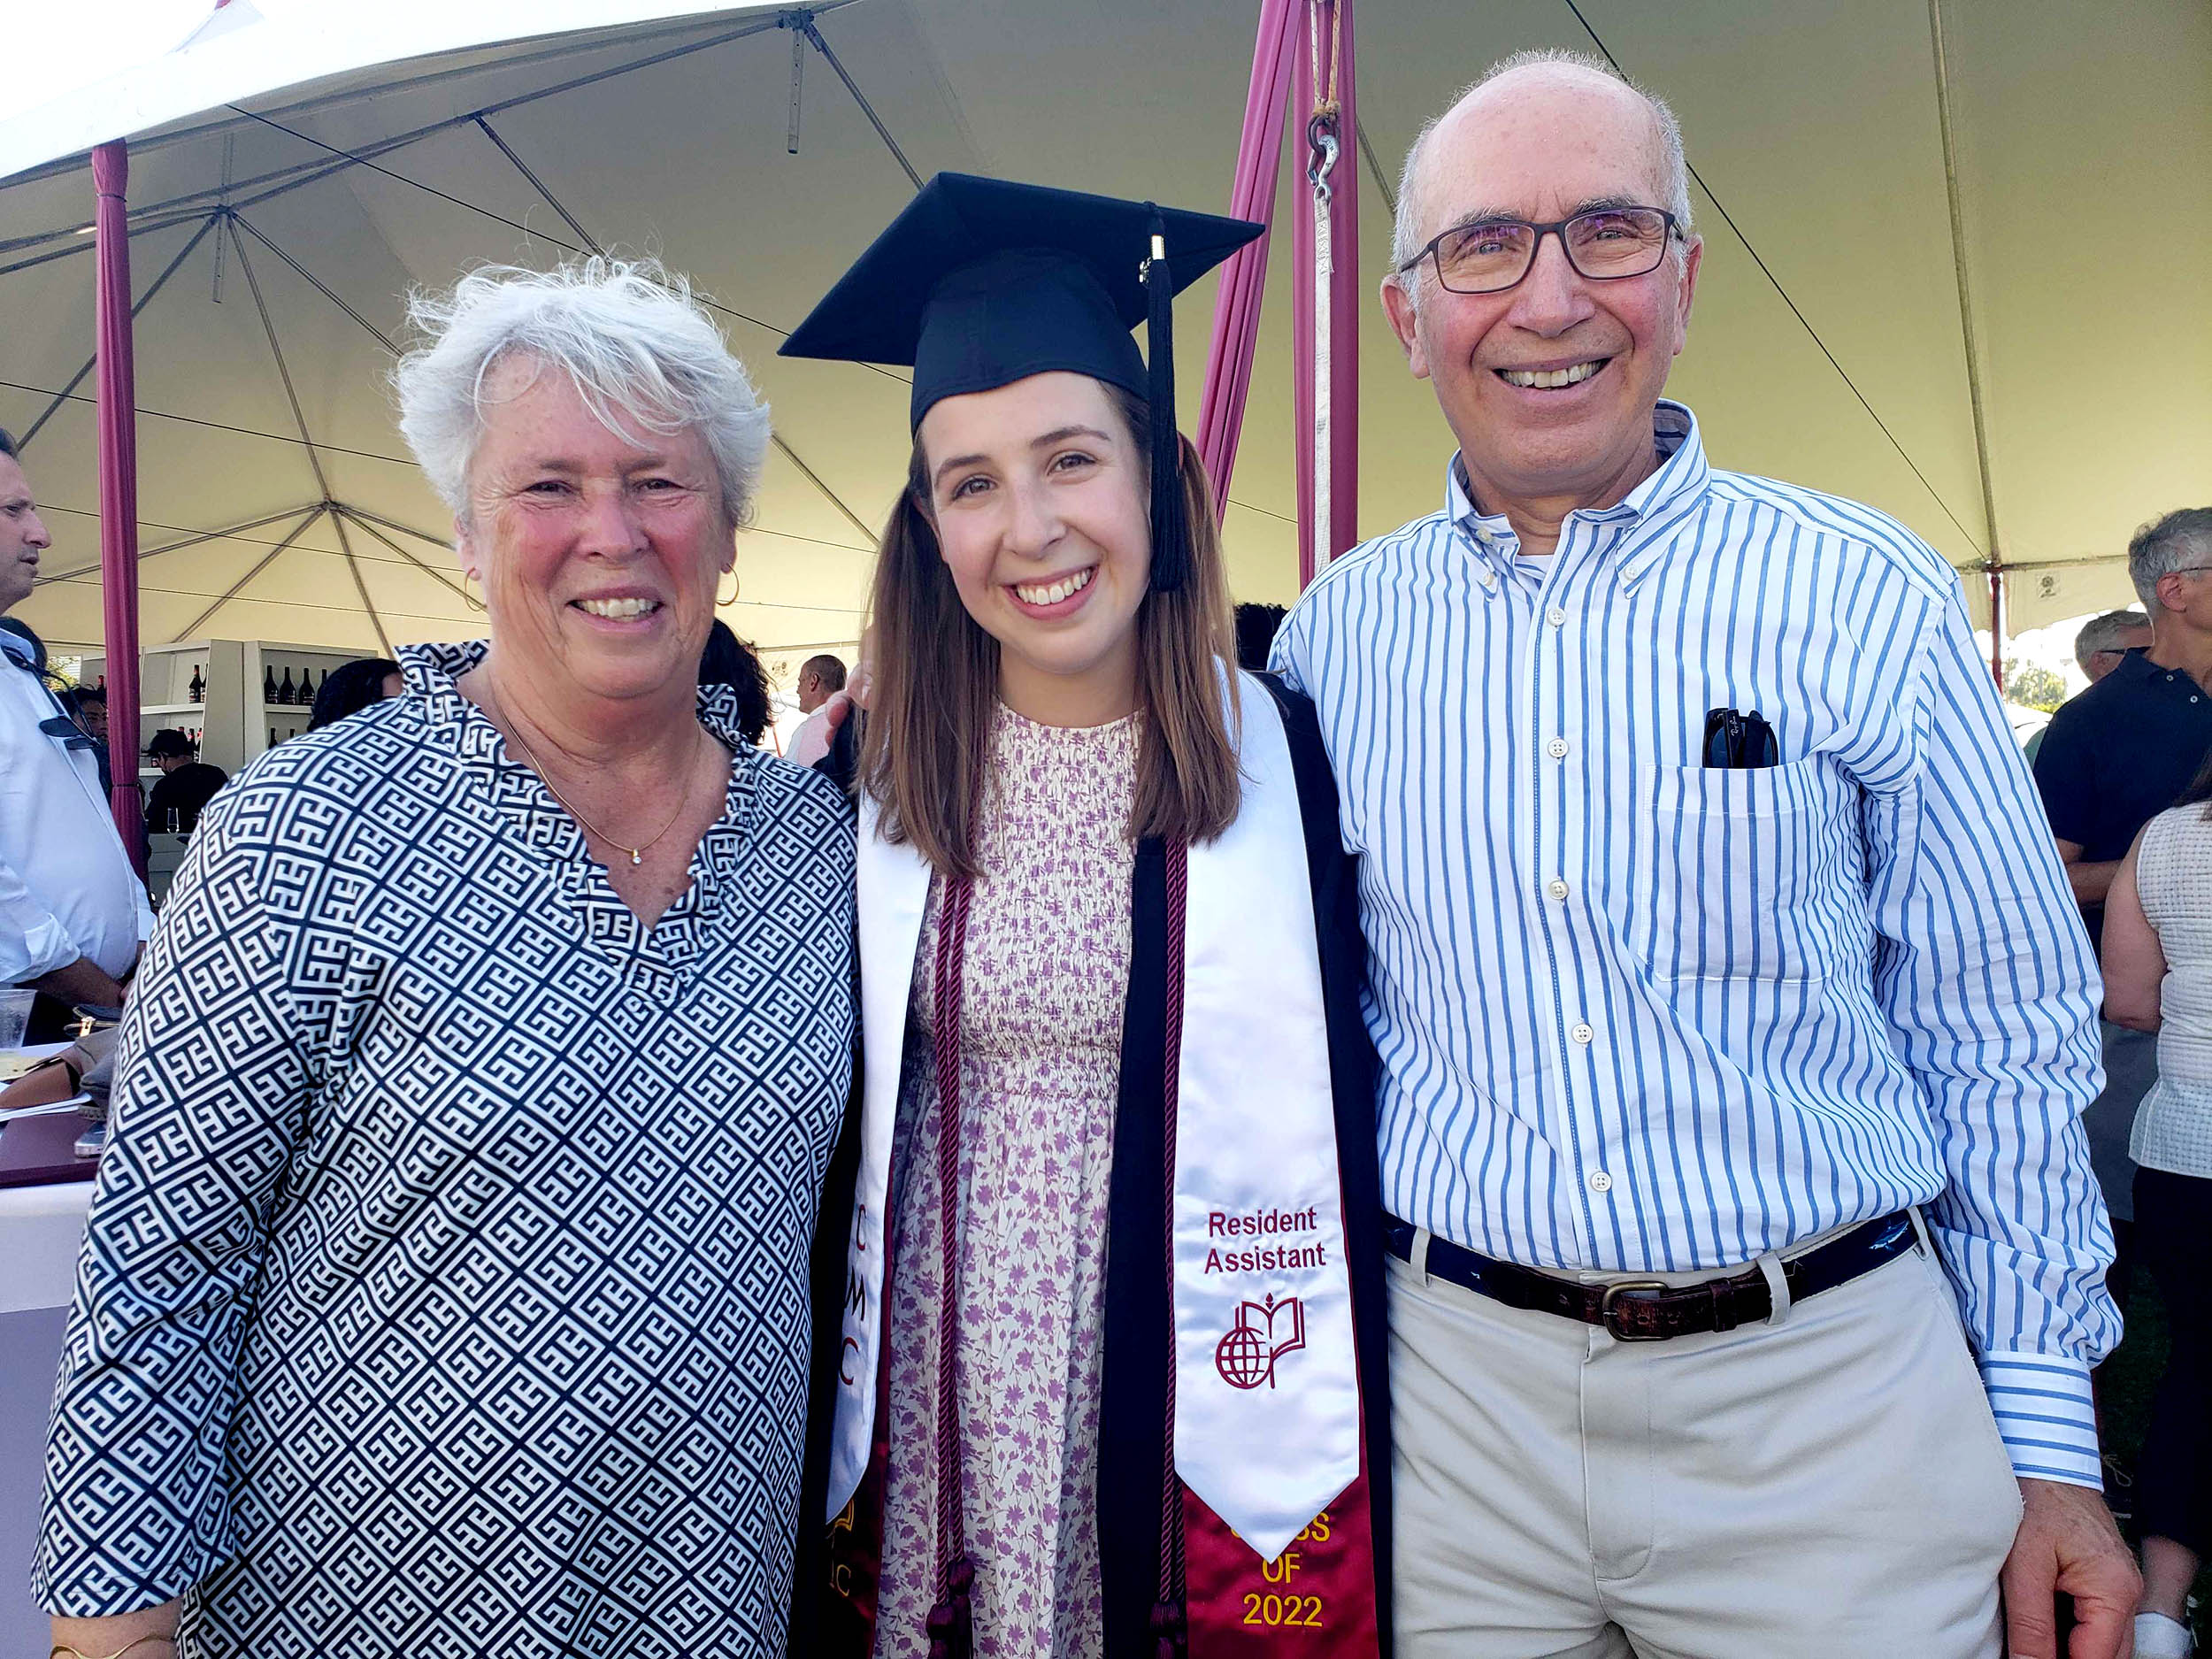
[35,641,856,1658]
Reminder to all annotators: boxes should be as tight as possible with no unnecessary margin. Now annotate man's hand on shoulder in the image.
[2002,1477,2139,1659]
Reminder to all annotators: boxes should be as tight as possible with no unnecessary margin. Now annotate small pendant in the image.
[628,848,642,866]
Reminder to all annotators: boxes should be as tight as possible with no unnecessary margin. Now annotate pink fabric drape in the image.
[1194,0,1299,503]
[1292,0,1359,584]
[94,140,146,876]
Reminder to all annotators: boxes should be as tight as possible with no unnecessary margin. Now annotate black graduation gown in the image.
[793,680,1394,1656]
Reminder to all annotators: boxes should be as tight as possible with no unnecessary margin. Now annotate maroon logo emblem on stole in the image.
[1215,1293,1307,1390]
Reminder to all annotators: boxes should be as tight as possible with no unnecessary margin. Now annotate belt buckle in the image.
[1598,1279,1671,1341]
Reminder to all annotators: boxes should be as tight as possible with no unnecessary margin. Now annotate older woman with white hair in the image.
[35,260,856,1659]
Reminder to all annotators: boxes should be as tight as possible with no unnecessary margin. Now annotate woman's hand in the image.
[51,1601,180,1659]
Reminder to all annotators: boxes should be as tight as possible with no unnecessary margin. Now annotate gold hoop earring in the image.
[461,571,486,614]
[717,569,740,608]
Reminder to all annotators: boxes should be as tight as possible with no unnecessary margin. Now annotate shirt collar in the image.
[1446,400,1709,580]
[398,638,753,758]
[2112,648,2209,697]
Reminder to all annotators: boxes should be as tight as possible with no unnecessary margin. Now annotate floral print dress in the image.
[873,704,1141,1658]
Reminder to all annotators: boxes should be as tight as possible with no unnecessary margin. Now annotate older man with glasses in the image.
[0,427,152,1040]
[1271,50,2135,1659]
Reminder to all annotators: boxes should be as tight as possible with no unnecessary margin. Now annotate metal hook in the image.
[1307,114,1340,201]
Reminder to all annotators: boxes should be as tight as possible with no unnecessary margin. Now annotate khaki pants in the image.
[1388,1227,2024,1659]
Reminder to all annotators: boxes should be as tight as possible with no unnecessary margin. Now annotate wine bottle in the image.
[279,665,296,705]
[263,665,277,703]
[188,664,204,703]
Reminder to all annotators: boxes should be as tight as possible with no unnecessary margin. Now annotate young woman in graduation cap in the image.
[782,174,1392,1659]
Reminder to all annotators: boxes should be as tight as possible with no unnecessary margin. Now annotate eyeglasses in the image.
[1397,206,1682,296]
[37,715,97,753]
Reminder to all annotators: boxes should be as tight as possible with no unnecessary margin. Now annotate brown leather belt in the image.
[1383,1210,1922,1341]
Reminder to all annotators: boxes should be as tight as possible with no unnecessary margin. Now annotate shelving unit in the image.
[75,639,374,789]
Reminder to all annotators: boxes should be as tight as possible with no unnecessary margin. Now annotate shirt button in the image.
[1547,736,1571,759]
[1546,607,1567,627]
[1547,878,1570,900]
[1478,568,1498,589]
[1570,1021,1594,1045]
[1587,1170,1613,1194]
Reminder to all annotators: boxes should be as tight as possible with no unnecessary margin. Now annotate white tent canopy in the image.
[2,0,2207,673]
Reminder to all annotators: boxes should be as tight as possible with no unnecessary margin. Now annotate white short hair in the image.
[2072,607,2150,668]
[1391,50,1694,288]
[394,257,771,527]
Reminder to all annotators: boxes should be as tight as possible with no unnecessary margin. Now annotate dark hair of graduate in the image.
[859,383,1240,879]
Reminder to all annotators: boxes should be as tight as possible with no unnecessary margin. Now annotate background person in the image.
[2037,510,2212,1407]
[0,427,150,1041]
[1233,600,1286,672]
[2079,608,2157,685]
[2025,609,2155,765]
[140,728,227,837]
[68,685,114,795]
[782,650,849,764]
[36,259,857,1659]
[303,654,402,730]
[698,618,777,748]
[795,651,846,714]
[2098,771,2212,1659]
[1273,50,2131,1659]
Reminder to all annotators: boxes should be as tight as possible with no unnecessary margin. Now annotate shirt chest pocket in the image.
[1632,755,1863,985]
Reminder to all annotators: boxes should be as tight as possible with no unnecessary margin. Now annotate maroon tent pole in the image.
[1194,0,1298,503]
[93,139,146,877]
[1292,0,1359,585]
[1987,568,2006,689]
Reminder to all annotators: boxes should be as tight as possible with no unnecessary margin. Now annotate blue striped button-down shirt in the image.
[1272,403,2118,1486]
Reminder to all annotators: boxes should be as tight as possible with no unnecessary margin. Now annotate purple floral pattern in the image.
[874,704,1141,1659]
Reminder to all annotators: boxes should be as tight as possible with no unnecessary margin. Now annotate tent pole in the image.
[1927,0,2004,607]
[36,505,322,588]
[229,213,397,352]
[92,140,146,876]
[1292,0,1360,586]
[328,513,393,656]
[772,434,877,543]
[1194,0,1298,505]
[472,118,606,257]
[794,13,924,190]
[169,508,326,642]
[17,214,219,451]
[334,506,471,603]
[1988,568,2006,690]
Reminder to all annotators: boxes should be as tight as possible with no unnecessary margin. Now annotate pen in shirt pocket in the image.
[1702,707,1779,769]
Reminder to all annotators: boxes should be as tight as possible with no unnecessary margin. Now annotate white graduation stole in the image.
[832,674,1361,1565]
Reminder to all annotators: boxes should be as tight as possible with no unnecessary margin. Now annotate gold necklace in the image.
[502,711,700,869]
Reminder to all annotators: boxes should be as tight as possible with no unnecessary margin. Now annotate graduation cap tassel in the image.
[926,1554,974,1659]
[1143,208,1190,594]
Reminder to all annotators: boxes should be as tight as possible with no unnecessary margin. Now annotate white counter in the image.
[0,1164,93,1652]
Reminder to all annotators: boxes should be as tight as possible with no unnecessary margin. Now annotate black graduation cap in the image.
[780,173,1264,591]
